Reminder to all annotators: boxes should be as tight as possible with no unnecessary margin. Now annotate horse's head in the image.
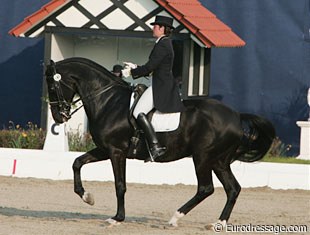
[45,60,76,123]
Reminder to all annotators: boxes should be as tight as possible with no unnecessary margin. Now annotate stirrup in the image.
[145,145,167,162]
[127,131,141,158]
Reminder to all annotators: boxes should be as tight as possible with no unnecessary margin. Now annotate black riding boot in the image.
[136,113,166,162]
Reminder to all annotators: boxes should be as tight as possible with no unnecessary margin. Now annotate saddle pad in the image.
[129,92,181,132]
[151,111,181,132]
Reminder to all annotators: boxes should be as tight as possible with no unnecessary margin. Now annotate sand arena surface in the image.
[0,176,309,235]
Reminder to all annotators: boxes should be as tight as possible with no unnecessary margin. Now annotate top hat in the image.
[112,64,123,73]
[150,15,174,29]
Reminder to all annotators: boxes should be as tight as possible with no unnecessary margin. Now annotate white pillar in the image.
[296,121,310,160]
[43,109,69,152]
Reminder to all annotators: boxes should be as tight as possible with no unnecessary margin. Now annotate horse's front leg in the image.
[72,147,109,205]
[106,148,127,224]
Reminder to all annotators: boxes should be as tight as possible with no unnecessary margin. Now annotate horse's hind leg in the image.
[72,147,109,205]
[169,160,214,227]
[210,163,241,228]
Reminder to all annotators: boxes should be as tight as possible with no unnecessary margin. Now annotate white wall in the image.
[0,148,308,190]
[51,34,74,61]
[73,35,154,86]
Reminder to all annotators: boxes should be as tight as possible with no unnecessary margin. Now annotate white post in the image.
[296,88,310,160]
[43,109,69,152]
[296,121,310,160]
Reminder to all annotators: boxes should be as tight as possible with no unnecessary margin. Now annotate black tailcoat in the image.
[131,36,184,113]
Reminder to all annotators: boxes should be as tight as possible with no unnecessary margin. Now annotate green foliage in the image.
[0,121,96,152]
[268,137,292,157]
[67,132,96,152]
[0,124,308,165]
[0,121,46,149]
[261,137,310,164]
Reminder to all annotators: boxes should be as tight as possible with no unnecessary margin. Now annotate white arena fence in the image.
[0,148,308,190]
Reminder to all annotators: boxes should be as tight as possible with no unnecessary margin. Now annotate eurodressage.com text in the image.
[214,223,308,234]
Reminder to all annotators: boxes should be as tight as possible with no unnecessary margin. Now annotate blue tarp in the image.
[0,0,50,128]
[202,0,310,154]
[1,0,309,155]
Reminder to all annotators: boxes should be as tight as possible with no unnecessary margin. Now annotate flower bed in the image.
[0,122,95,152]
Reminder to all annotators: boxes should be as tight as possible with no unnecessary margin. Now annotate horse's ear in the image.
[45,59,55,67]
[45,59,56,77]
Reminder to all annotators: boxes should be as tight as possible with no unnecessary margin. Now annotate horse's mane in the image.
[56,57,129,87]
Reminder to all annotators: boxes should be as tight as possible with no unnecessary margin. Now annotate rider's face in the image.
[152,25,165,38]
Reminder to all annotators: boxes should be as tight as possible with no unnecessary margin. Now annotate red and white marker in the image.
[12,159,17,176]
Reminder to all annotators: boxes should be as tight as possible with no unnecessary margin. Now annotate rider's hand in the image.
[123,62,137,69]
[121,67,131,78]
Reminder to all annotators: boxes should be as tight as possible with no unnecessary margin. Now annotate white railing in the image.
[0,148,308,190]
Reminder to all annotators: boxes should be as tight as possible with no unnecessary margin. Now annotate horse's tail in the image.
[235,113,276,162]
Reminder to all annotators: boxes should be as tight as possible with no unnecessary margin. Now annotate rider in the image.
[122,15,184,162]
[111,64,123,78]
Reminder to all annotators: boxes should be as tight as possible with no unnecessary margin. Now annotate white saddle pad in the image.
[130,92,181,132]
[151,111,181,132]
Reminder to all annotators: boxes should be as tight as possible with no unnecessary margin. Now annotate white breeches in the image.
[133,86,154,118]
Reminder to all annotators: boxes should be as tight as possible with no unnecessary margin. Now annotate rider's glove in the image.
[121,67,131,78]
[123,62,137,69]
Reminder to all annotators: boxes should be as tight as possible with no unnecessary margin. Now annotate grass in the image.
[261,136,310,164]
[261,155,310,165]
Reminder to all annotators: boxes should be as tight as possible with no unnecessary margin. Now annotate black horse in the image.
[45,57,275,228]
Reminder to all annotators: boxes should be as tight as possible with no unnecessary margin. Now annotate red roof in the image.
[156,0,245,47]
[9,0,68,37]
[9,0,245,47]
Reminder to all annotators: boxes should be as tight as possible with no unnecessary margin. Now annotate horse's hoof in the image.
[168,220,178,227]
[105,218,121,225]
[168,211,184,227]
[82,192,94,205]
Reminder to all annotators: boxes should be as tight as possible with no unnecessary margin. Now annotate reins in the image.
[67,83,115,117]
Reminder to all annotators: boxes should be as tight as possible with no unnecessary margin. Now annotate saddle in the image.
[127,84,181,158]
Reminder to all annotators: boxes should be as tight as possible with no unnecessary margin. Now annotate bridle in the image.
[48,72,78,121]
[47,62,128,121]
[48,72,115,121]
